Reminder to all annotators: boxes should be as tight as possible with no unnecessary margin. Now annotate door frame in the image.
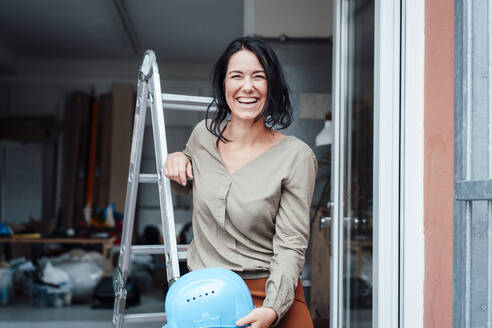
[373,0,401,327]
[400,0,425,327]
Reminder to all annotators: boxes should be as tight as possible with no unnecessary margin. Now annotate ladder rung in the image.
[162,93,216,112]
[131,244,189,260]
[123,312,166,323]
[139,174,158,183]
[162,93,213,105]
[162,102,216,112]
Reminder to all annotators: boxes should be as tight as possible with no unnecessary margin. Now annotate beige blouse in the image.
[171,119,317,323]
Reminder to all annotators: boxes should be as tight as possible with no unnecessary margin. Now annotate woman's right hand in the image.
[164,152,193,186]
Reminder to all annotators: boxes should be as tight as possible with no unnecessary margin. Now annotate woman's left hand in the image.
[235,307,277,328]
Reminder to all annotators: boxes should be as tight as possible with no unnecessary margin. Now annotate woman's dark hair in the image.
[205,36,293,142]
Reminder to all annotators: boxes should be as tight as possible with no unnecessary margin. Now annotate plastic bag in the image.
[41,261,70,285]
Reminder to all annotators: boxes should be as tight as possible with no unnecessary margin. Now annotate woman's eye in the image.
[231,75,241,78]
[254,75,265,79]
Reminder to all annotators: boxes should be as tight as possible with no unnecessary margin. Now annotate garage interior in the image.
[0,1,374,327]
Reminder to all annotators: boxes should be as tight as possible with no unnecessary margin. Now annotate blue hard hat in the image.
[163,267,255,328]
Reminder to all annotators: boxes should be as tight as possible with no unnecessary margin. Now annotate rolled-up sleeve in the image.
[262,151,318,324]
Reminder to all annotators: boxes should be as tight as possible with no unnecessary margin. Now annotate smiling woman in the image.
[206,36,293,143]
[164,36,317,328]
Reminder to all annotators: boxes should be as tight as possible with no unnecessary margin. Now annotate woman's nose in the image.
[242,78,254,92]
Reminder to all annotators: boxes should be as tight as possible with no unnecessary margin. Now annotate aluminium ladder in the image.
[112,50,215,327]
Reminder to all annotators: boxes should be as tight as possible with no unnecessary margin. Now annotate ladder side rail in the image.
[148,57,180,284]
[113,75,149,328]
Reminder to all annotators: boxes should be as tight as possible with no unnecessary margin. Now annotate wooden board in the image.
[108,84,134,213]
[64,93,90,228]
[310,207,331,324]
[98,94,113,209]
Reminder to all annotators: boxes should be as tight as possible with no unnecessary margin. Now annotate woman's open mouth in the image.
[237,97,259,104]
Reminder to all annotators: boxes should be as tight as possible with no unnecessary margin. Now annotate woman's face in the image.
[224,49,268,123]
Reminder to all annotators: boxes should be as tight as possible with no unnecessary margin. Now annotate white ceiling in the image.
[0,0,244,68]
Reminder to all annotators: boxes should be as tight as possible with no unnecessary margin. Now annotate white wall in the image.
[0,141,43,222]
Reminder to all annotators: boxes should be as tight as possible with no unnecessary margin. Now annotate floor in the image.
[0,294,165,328]
[0,297,372,328]
[0,286,372,328]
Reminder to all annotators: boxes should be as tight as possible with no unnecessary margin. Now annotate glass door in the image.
[331,0,375,327]
[340,1,374,327]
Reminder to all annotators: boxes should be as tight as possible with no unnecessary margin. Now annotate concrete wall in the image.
[0,38,332,236]
[269,40,332,148]
[244,0,333,37]
[424,0,454,327]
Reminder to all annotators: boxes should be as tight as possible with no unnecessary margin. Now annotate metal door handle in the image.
[320,216,331,229]
[320,201,334,230]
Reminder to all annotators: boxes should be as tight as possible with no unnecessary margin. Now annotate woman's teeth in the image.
[238,97,258,104]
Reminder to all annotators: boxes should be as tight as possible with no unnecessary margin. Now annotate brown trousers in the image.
[243,277,314,328]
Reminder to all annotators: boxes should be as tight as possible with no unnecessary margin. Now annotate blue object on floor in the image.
[30,282,72,308]
[0,223,12,236]
[163,267,254,328]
